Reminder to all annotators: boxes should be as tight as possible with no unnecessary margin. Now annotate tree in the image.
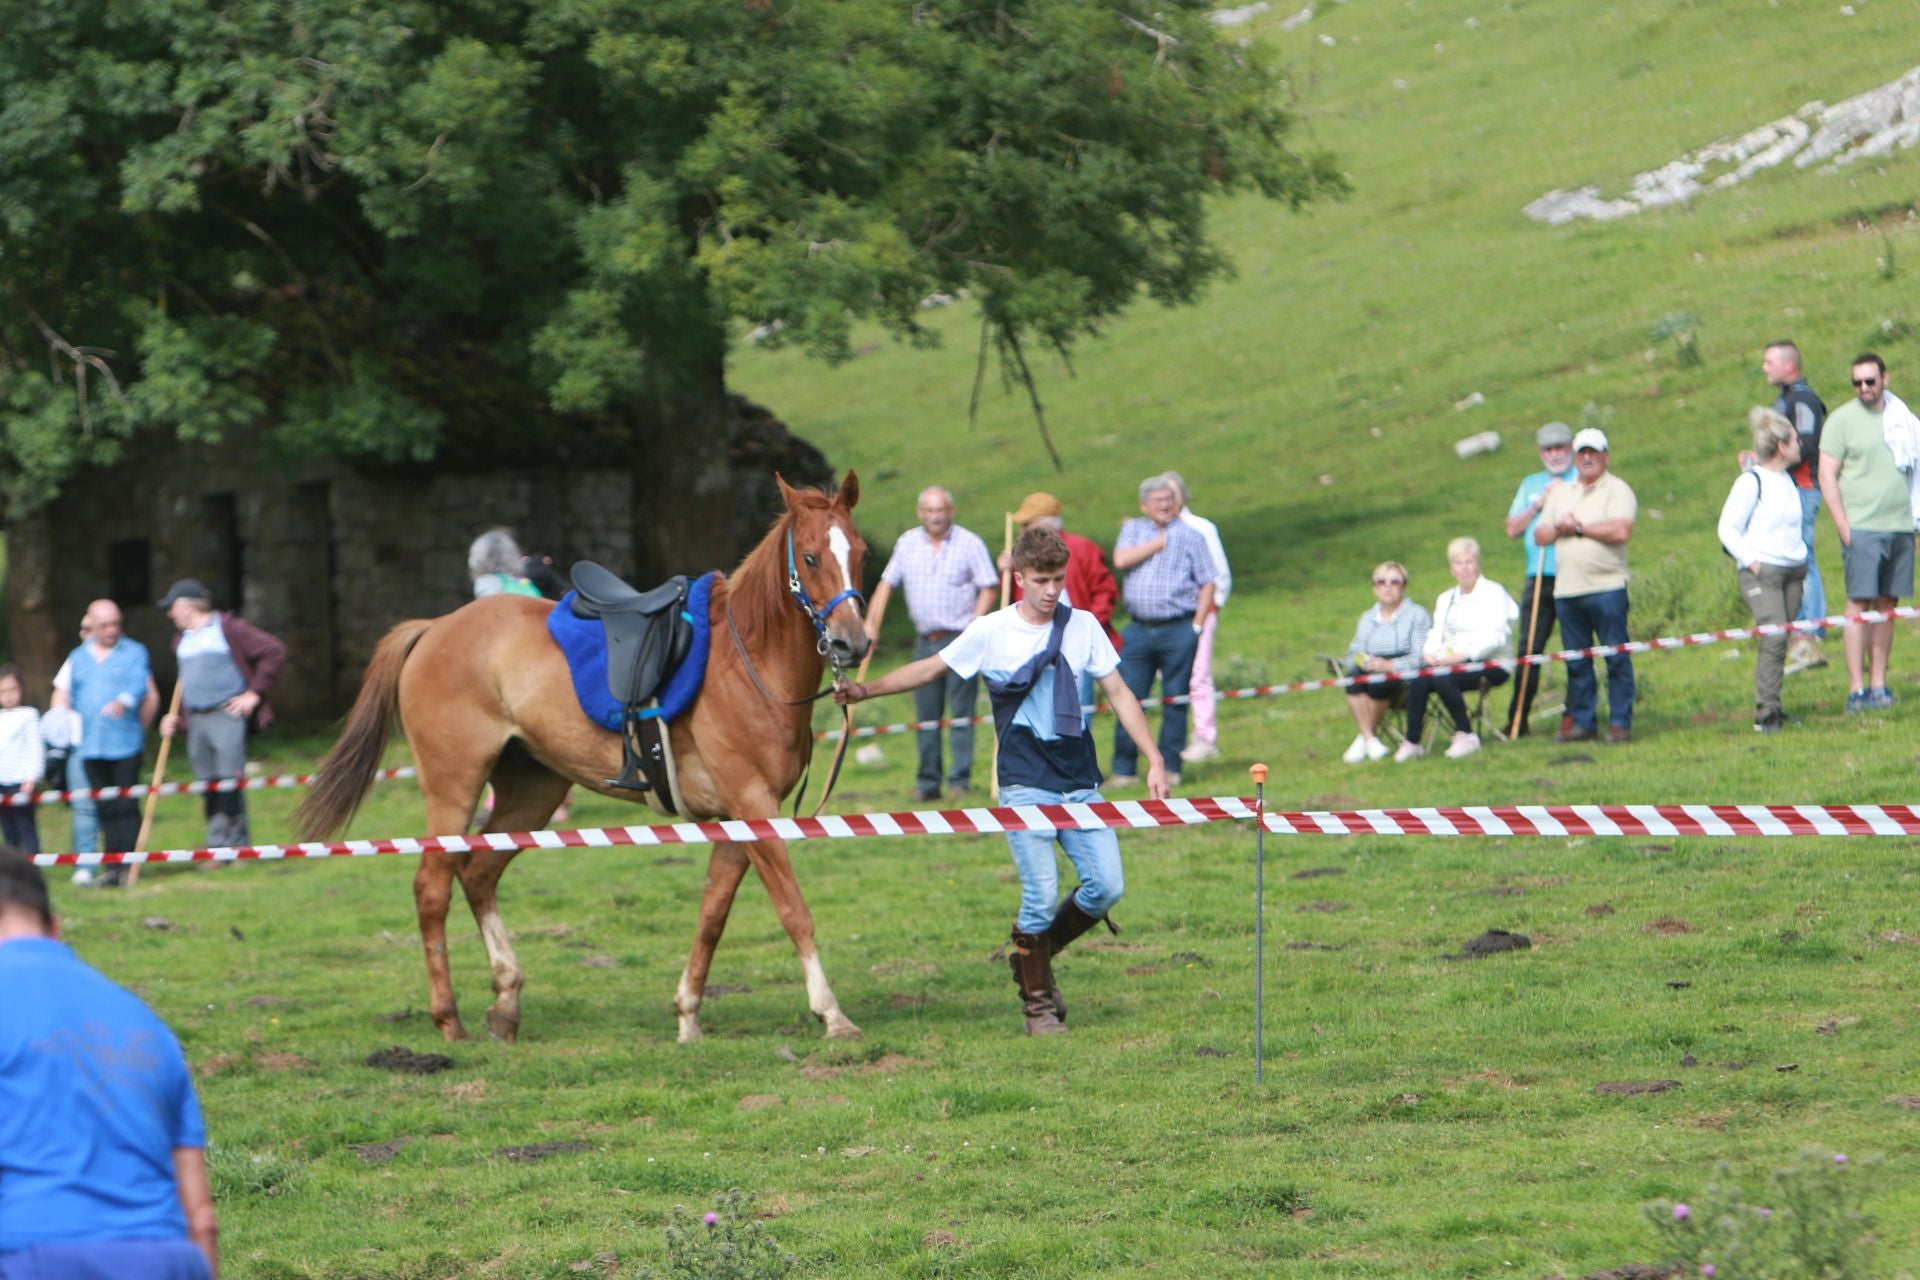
[0,0,1342,569]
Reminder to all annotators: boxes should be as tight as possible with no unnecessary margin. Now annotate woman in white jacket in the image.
[1718,407,1808,732]
[1397,538,1519,760]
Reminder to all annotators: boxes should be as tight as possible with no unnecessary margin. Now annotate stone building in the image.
[4,398,835,720]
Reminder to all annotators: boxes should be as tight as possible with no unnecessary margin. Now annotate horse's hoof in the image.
[676,1017,704,1045]
[438,1020,470,1043]
[824,1015,863,1041]
[485,1010,519,1043]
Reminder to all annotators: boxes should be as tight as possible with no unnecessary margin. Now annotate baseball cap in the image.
[1011,492,1062,523]
[1570,427,1609,453]
[1535,421,1573,448]
[156,578,211,608]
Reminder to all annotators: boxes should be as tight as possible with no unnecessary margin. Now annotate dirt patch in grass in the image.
[1888,1095,1920,1109]
[1194,1045,1230,1058]
[1447,1069,1522,1089]
[1643,917,1694,936]
[738,1094,783,1111]
[1471,886,1526,897]
[365,1046,455,1075]
[375,1008,416,1023]
[447,1080,488,1103]
[1594,1079,1682,1097]
[350,1137,416,1165]
[1285,941,1341,951]
[799,1051,929,1082]
[243,995,293,1007]
[1080,938,1155,952]
[1585,903,1615,917]
[889,993,929,1009]
[1297,900,1348,913]
[921,1229,970,1250]
[1125,965,1161,977]
[256,1052,311,1071]
[1687,1110,1734,1131]
[496,1141,591,1163]
[579,955,619,969]
[705,983,752,997]
[1456,929,1530,957]
[198,1053,243,1076]
[1291,866,1345,880]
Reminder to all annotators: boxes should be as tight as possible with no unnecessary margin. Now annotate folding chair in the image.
[1318,654,1413,747]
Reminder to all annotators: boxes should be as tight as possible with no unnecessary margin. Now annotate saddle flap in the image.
[600,580,694,706]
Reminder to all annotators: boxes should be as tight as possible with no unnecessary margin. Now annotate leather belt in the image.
[919,630,960,643]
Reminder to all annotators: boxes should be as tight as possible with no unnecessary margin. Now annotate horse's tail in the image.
[295,618,434,840]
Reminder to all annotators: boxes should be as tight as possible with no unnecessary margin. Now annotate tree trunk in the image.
[627,321,738,581]
[4,508,64,701]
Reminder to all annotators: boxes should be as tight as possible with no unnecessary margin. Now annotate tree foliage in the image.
[0,0,1342,508]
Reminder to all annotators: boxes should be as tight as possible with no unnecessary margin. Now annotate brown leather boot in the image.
[1009,931,1066,1035]
[1043,894,1111,957]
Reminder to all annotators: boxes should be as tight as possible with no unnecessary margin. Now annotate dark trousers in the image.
[1507,574,1559,734]
[1110,616,1200,775]
[1557,588,1634,732]
[913,634,979,793]
[1406,668,1510,742]
[84,755,142,853]
[0,784,38,854]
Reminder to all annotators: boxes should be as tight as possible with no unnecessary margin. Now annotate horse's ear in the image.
[775,473,797,510]
[837,471,860,512]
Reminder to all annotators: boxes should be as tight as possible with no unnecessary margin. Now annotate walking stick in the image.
[126,680,184,887]
[991,512,1014,802]
[1250,762,1268,1084]
[1507,574,1546,740]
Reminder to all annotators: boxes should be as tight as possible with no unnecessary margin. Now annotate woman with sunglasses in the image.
[1340,562,1431,763]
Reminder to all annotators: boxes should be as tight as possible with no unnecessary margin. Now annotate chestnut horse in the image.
[296,475,870,1044]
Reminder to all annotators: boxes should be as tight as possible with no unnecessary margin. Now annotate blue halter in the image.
[786,526,865,662]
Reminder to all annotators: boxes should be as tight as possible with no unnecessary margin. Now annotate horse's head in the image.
[779,471,870,669]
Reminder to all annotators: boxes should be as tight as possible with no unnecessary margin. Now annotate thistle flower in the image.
[704,1211,719,1227]
[1673,1204,1690,1221]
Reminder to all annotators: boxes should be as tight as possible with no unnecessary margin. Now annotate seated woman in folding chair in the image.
[1400,537,1519,761]
[1340,562,1432,763]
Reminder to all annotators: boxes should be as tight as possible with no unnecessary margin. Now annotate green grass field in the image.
[34,0,1920,1275]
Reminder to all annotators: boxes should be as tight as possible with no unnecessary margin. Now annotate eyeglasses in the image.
[1853,377,1881,388]
[1372,577,1404,586]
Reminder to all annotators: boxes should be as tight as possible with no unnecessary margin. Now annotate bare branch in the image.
[1004,325,1064,473]
[23,304,131,437]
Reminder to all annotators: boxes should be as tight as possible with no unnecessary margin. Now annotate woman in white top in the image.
[1397,537,1519,761]
[1718,407,1809,732]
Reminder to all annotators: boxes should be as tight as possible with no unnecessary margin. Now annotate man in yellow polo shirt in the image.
[1535,428,1638,743]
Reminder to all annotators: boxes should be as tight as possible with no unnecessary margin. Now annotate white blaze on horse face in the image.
[827,524,859,617]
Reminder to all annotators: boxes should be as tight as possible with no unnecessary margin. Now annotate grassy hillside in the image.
[37,3,1920,1277]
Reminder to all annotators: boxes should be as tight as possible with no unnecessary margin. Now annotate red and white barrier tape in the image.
[30,799,1920,867]
[5,766,416,808]
[816,606,1920,741]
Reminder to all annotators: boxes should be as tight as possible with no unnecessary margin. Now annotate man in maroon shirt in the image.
[1004,493,1121,706]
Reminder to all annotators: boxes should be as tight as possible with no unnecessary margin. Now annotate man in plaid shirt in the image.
[865,486,1000,799]
[1108,474,1216,786]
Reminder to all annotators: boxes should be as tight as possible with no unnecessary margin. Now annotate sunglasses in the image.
[1853,377,1881,388]
[1372,577,1405,586]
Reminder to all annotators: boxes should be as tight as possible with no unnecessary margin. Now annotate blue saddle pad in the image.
[546,572,715,732]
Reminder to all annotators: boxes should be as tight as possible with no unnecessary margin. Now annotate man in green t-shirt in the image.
[1817,352,1916,713]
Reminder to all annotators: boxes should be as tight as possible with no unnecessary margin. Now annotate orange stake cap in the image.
[1248,763,1269,785]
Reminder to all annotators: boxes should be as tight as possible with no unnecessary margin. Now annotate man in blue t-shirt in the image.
[1503,422,1578,735]
[835,527,1169,1035]
[0,852,218,1280]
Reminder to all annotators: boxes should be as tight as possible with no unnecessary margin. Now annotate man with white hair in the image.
[865,486,999,800]
[50,600,158,881]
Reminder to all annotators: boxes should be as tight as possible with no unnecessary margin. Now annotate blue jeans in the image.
[1000,785,1125,934]
[1557,588,1634,731]
[912,634,980,793]
[68,750,98,855]
[1797,485,1827,634]
[1109,617,1199,775]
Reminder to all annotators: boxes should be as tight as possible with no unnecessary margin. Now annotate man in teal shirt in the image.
[1818,353,1916,712]
[1503,421,1577,735]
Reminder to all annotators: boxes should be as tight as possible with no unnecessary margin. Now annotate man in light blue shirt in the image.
[51,600,158,881]
[1503,423,1577,735]
[0,851,217,1279]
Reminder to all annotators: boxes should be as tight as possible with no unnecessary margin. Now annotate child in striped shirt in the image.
[0,665,45,854]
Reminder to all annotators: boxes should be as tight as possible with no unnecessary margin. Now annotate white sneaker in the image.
[1342,734,1370,764]
[70,868,96,888]
[1444,732,1482,759]
[1364,736,1391,761]
[1180,741,1220,763]
[1393,740,1426,762]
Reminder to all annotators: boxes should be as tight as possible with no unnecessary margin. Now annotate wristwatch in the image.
[1574,520,1585,538]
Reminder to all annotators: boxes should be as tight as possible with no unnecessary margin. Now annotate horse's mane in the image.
[723,485,838,649]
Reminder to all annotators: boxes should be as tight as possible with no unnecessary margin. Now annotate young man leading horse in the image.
[835,526,1170,1035]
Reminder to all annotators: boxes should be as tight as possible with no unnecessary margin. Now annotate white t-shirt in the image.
[940,605,1119,739]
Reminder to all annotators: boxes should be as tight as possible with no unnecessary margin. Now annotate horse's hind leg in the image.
[463,754,571,1043]
[417,775,494,1042]
[674,841,752,1044]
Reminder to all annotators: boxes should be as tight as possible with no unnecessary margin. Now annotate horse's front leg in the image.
[745,835,862,1040]
[675,841,752,1043]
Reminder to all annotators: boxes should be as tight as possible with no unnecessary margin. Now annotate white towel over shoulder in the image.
[1884,390,1920,524]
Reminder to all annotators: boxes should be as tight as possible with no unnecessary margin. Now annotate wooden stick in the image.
[992,513,1014,802]
[1508,574,1546,740]
[126,680,184,887]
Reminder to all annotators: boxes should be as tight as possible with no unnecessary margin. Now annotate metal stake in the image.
[1250,762,1268,1084]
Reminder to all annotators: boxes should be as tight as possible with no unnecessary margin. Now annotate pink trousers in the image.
[1190,611,1219,747]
